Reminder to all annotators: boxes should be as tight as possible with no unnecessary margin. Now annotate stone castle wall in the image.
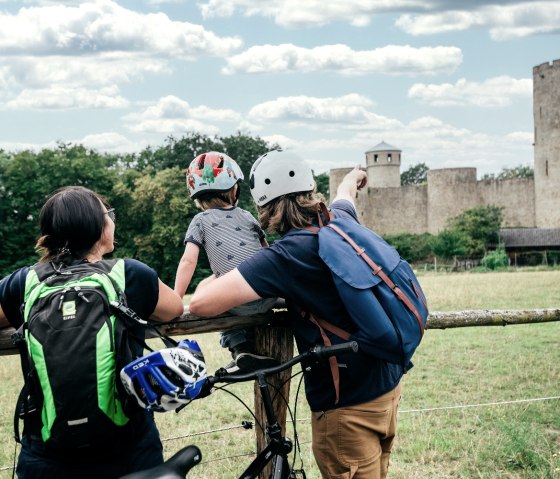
[328,59,559,236]
[332,169,536,236]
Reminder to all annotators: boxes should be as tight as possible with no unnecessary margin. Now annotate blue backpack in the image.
[292,203,428,401]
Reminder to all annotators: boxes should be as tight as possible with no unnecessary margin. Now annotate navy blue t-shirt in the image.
[238,200,403,411]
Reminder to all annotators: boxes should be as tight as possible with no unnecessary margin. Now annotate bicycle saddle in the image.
[120,445,202,479]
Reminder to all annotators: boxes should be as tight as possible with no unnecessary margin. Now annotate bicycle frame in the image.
[235,371,295,479]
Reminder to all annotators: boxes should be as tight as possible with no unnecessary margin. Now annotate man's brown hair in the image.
[258,191,323,235]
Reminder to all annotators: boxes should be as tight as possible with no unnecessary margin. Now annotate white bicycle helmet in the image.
[120,339,208,412]
[186,152,243,199]
[249,150,315,206]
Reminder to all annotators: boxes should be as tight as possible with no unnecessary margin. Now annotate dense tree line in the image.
[0,133,292,289]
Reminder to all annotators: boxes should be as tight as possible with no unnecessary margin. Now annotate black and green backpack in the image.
[13,259,143,450]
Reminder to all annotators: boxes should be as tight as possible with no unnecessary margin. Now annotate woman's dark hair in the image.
[35,186,109,262]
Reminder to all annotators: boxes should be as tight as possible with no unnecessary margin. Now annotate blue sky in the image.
[1,1,559,176]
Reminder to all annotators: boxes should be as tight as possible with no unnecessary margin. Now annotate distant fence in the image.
[417,250,560,272]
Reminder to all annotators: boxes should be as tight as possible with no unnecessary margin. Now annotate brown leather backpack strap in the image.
[317,202,333,227]
[314,317,351,341]
[326,223,425,336]
[306,312,342,405]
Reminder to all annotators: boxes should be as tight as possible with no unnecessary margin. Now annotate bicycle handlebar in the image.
[209,341,358,386]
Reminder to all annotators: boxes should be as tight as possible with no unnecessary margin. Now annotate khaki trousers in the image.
[311,383,401,479]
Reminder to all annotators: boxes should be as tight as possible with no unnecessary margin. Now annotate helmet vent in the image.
[197,154,206,169]
[265,178,271,185]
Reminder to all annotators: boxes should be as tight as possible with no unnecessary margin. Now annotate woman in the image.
[0,186,184,479]
[189,151,403,479]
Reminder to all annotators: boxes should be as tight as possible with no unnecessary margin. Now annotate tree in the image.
[0,144,119,275]
[401,162,429,185]
[119,167,202,286]
[314,172,329,200]
[432,229,469,259]
[384,233,434,263]
[135,133,221,172]
[448,206,503,256]
[481,164,534,180]
[0,132,281,280]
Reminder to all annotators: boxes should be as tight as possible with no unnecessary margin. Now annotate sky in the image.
[1,1,559,177]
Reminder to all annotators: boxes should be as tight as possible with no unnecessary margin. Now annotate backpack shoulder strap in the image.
[299,202,334,234]
[317,202,333,227]
[298,309,351,405]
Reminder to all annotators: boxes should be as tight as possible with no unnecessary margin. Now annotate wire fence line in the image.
[158,395,560,467]
[161,394,560,443]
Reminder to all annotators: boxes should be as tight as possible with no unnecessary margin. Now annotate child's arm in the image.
[174,242,200,298]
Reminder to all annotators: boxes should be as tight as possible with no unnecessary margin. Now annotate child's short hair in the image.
[195,188,235,210]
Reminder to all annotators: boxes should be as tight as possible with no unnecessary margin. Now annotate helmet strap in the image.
[234,183,241,204]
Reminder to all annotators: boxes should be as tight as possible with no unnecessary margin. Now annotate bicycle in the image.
[120,341,358,479]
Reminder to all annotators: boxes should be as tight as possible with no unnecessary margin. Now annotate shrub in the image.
[481,245,509,270]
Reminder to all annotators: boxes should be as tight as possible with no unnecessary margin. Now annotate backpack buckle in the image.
[11,330,25,346]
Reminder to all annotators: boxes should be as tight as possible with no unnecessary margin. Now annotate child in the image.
[175,151,278,373]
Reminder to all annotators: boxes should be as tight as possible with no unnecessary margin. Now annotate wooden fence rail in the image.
[1,307,558,478]
[2,307,559,356]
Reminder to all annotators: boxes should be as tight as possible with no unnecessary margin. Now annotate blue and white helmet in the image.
[186,152,243,199]
[120,339,208,412]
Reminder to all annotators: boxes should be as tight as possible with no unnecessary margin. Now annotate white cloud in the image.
[198,0,559,40]
[290,112,533,177]
[5,85,129,110]
[79,132,144,153]
[5,56,170,90]
[249,94,403,131]
[260,133,300,149]
[189,105,242,123]
[505,131,533,144]
[0,1,243,111]
[199,0,433,28]
[0,1,242,57]
[0,131,146,154]
[123,95,240,136]
[223,44,462,76]
[408,76,532,107]
[396,2,560,40]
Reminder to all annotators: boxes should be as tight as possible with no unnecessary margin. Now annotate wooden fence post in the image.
[253,324,294,479]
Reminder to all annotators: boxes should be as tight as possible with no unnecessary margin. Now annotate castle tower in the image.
[534,59,560,228]
[365,141,401,188]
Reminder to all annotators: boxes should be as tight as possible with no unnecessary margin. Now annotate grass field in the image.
[0,270,558,478]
